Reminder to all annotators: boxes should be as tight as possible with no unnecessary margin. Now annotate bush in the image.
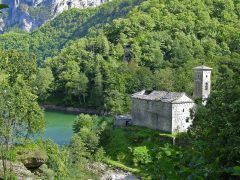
[132,146,151,166]
[94,147,106,162]
[72,114,96,133]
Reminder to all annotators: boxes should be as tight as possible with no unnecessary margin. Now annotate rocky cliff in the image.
[0,0,109,32]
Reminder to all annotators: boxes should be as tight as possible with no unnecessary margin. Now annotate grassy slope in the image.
[101,125,176,176]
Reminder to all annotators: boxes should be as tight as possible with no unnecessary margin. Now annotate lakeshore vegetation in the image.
[0,0,239,179]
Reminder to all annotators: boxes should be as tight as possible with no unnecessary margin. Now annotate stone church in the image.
[131,65,212,133]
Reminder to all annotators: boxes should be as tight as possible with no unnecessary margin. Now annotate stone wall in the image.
[131,98,172,132]
[172,102,195,133]
[193,69,212,100]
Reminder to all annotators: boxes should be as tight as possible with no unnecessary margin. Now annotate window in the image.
[205,82,209,90]
[186,118,189,123]
[206,75,208,78]
[183,109,185,112]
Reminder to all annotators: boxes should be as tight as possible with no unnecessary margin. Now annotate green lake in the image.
[42,111,77,145]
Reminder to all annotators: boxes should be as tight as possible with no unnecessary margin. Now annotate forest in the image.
[0,0,239,179]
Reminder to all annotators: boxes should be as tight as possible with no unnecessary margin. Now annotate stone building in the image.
[131,65,212,133]
[114,115,132,128]
[193,65,213,105]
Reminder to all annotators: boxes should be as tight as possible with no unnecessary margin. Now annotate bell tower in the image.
[193,65,212,105]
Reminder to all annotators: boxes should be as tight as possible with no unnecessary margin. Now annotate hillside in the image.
[0,0,110,32]
[0,0,144,60]
[0,0,240,179]
[0,0,240,112]
[45,0,240,112]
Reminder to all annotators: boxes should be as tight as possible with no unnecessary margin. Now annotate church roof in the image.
[132,90,194,103]
[193,65,212,70]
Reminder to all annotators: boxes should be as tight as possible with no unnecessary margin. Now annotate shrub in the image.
[94,147,106,162]
[72,114,96,133]
[132,146,151,166]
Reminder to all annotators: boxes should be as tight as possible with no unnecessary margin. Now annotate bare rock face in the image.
[52,0,109,17]
[0,0,110,33]
[86,162,140,180]
[21,156,47,169]
[101,169,140,180]
[18,150,48,169]
[0,160,34,180]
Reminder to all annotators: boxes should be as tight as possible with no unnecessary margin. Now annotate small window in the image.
[206,75,208,78]
[186,118,189,123]
[183,109,185,112]
[205,82,209,90]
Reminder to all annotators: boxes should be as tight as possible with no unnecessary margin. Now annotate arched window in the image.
[205,82,209,90]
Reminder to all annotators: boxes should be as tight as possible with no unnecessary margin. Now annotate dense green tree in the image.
[104,90,126,115]
[72,114,104,159]
[0,51,44,178]
[73,114,96,133]
[34,67,54,101]
[153,68,174,91]
[69,134,89,163]
[32,0,239,113]
[91,63,104,107]
[59,60,89,104]
[189,58,240,175]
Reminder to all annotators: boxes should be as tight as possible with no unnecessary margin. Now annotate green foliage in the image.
[70,114,107,164]
[188,57,240,177]
[69,134,89,163]
[94,147,106,162]
[1,0,239,114]
[0,0,240,178]
[0,0,143,61]
[151,144,182,179]
[34,67,54,101]
[38,164,55,180]
[72,114,96,133]
[0,32,30,51]
[132,146,151,166]
[230,166,240,176]
[0,4,8,11]
[67,162,99,180]
[67,115,111,179]
[38,0,240,113]
[0,51,45,178]
[11,139,69,178]
[14,142,48,163]
[104,128,131,162]
[39,140,69,178]
[58,60,89,104]
[104,159,140,174]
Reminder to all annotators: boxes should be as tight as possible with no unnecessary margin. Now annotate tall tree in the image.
[34,67,54,101]
[0,51,44,178]
[59,60,89,105]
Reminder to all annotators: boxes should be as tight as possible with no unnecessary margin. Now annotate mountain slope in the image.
[0,0,144,61]
[0,0,110,32]
[40,0,240,110]
[0,0,240,111]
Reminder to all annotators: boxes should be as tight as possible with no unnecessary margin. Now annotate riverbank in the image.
[42,104,105,115]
